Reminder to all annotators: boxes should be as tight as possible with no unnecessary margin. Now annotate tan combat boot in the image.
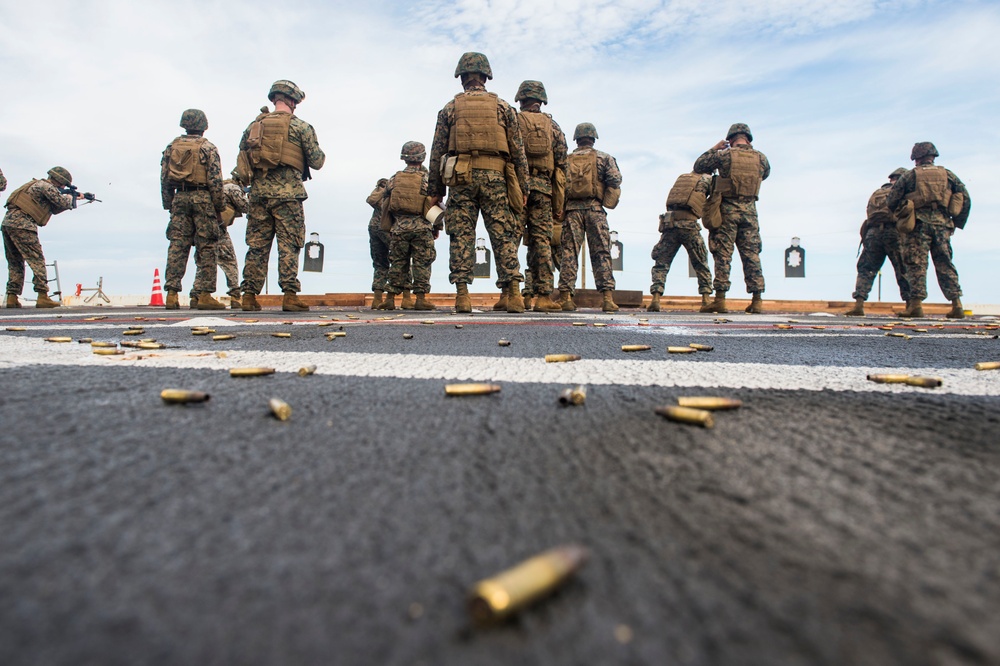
[455,283,472,313]
[524,294,534,311]
[492,289,508,311]
[379,292,397,310]
[601,290,619,313]
[506,282,526,313]
[197,293,225,310]
[189,293,200,310]
[5,294,21,308]
[400,289,415,310]
[230,293,242,310]
[703,291,727,313]
[242,293,262,311]
[413,293,436,311]
[946,298,965,319]
[700,294,711,310]
[559,290,576,312]
[647,294,661,312]
[533,293,563,312]
[282,291,309,312]
[371,290,384,310]
[896,299,924,318]
[844,298,865,317]
[745,292,763,314]
[35,292,60,308]
[165,291,180,310]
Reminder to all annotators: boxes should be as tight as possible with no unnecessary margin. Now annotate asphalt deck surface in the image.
[1,304,999,666]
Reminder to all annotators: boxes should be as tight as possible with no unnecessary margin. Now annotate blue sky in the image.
[1,0,996,303]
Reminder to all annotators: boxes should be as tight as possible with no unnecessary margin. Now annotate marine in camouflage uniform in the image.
[844,168,910,316]
[190,179,248,308]
[3,167,77,308]
[887,142,971,319]
[377,142,441,311]
[648,173,713,312]
[557,122,623,312]
[514,80,568,312]
[366,178,391,308]
[693,123,770,314]
[427,52,528,313]
[235,80,325,312]
[161,109,225,309]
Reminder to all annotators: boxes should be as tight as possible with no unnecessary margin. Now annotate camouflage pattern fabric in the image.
[2,179,74,231]
[0,167,6,193]
[558,208,616,293]
[367,181,391,292]
[886,164,971,228]
[388,229,436,294]
[163,191,219,294]
[160,135,225,214]
[191,227,239,299]
[852,222,909,302]
[521,190,558,295]
[3,227,49,294]
[241,199,305,295]
[523,235,558,296]
[237,113,325,201]
[650,227,712,295]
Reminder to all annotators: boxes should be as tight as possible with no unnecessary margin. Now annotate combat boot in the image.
[559,290,576,312]
[946,298,965,319]
[189,293,199,310]
[282,291,309,312]
[5,294,21,308]
[197,293,225,310]
[455,283,472,313]
[413,293,436,311]
[241,293,262,311]
[524,294,534,312]
[400,289,415,310]
[379,292,397,310]
[703,291,727,313]
[35,292,60,308]
[700,294,711,310]
[745,292,763,314]
[601,290,619,313]
[165,291,179,310]
[371,290,384,310]
[506,282,525,313]
[533,293,563,312]
[492,289,508,311]
[896,299,924,318]
[229,293,242,310]
[647,294,661,312]
[844,298,866,317]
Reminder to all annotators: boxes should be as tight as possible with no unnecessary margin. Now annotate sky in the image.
[1,0,997,304]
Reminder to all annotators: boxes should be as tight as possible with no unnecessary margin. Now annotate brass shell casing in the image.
[45,337,73,343]
[677,396,742,411]
[269,398,292,421]
[271,332,292,338]
[975,361,1000,371]
[655,405,714,428]
[667,346,697,354]
[905,376,942,388]
[230,367,276,377]
[93,348,125,356]
[688,344,714,352]
[867,374,911,384]
[160,389,210,404]
[298,365,317,377]
[545,354,581,363]
[445,383,501,396]
[558,386,587,406]
[621,345,651,352]
[213,335,235,341]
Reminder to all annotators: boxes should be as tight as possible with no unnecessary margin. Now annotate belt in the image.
[529,167,552,177]
[173,183,209,192]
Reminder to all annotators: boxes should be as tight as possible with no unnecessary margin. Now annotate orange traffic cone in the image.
[149,268,165,306]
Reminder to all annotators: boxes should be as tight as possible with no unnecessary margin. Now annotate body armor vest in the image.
[166,136,209,185]
[566,151,604,200]
[666,173,706,220]
[449,93,508,158]
[389,171,425,215]
[908,165,950,211]
[866,186,892,224]
[246,112,305,173]
[715,148,762,199]
[5,180,53,227]
[518,112,554,174]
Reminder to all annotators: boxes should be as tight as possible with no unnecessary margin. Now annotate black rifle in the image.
[60,185,102,209]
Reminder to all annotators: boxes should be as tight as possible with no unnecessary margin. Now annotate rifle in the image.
[60,185,102,209]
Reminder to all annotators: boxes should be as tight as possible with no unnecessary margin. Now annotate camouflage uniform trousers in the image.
[3,227,49,294]
[242,199,305,295]
[446,169,522,288]
[388,228,436,294]
[520,190,558,296]
[164,191,219,294]
[369,224,392,292]
[558,207,615,294]
[900,220,962,301]
[852,223,909,302]
[708,198,765,294]
[190,225,240,299]
[650,227,712,295]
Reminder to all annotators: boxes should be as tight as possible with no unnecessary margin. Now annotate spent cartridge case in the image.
[213,334,235,341]
[160,389,210,404]
[655,405,715,428]
[811,326,826,330]
[422,320,435,325]
[975,361,1000,371]
[886,332,912,340]
[621,345,651,352]
[123,329,144,336]
[667,346,697,354]
[77,338,93,343]
[545,354,581,363]
[905,376,942,388]
[138,342,165,350]
[572,322,586,327]
[269,398,292,421]
[93,348,125,356]
[688,344,714,352]
[282,321,294,325]
[271,332,292,338]
[445,383,501,396]
[867,373,911,384]
[316,322,334,327]
[6,327,27,332]
[775,324,792,330]
[230,367,276,377]
[498,339,511,347]
[455,324,464,329]
[468,545,589,624]
[91,341,116,348]
[192,330,214,336]
[327,331,347,338]
[127,325,144,330]
[558,385,587,406]
[677,396,742,411]
[593,323,607,328]
[120,341,142,348]
[298,365,317,377]
[403,333,414,339]
[45,337,73,343]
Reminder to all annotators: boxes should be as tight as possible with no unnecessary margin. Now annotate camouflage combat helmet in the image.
[47,167,72,186]
[910,142,939,161]
[454,52,493,80]
[574,122,599,141]
[179,108,208,132]
[268,80,306,104]
[515,80,547,104]
[400,141,426,163]
[726,123,753,142]
[889,167,908,179]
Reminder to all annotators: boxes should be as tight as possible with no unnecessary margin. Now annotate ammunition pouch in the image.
[658,212,671,233]
[702,189,723,230]
[602,186,621,210]
[895,199,915,234]
[551,222,562,248]
[440,154,472,188]
[505,162,524,216]
[947,191,964,218]
[551,168,566,218]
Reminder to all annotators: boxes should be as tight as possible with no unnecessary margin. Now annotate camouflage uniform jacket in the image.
[383,165,433,233]
[238,113,326,203]
[565,146,622,211]
[2,179,74,231]
[0,167,7,193]
[223,182,249,218]
[160,135,225,213]
[367,181,388,231]
[887,164,971,229]
[693,144,770,198]
[519,109,568,197]
[427,83,528,200]
[665,175,711,230]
